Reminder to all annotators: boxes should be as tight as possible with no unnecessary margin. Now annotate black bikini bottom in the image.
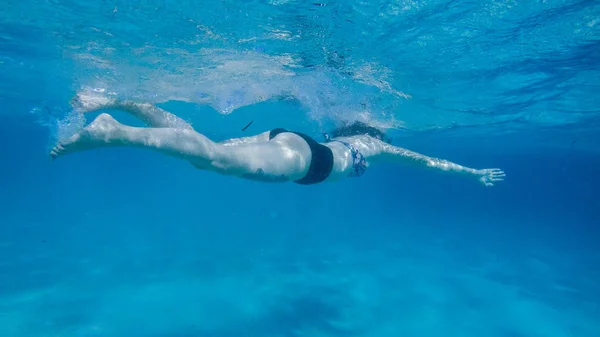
[269,128,334,185]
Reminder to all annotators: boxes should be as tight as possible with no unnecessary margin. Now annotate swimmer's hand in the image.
[476,168,505,187]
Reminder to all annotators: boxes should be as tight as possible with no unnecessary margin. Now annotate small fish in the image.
[242,120,253,131]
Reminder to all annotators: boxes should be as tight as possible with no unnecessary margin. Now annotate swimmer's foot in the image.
[70,91,117,113]
[50,113,121,159]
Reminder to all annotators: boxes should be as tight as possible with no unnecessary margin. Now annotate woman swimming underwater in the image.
[50,93,505,186]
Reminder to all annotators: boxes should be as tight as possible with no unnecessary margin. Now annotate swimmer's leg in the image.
[50,113,309,182]
[72,92,274,145]
[219,131,271,146]
[71,92,193,130]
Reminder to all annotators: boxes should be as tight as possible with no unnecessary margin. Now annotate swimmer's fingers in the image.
[483,168,506,178]
[488,168,505,175]
[478,168,506,187]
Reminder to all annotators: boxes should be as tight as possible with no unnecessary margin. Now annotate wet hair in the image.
[327,121,392,144]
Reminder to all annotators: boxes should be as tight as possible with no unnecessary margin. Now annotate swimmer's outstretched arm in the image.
[375,144,505,186]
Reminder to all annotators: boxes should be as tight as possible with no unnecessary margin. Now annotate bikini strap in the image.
[333,140,368,177]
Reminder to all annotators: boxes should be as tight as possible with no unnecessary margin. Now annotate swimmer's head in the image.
[328,121,392,144]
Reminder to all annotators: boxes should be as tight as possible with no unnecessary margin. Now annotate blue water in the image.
[1,1,599,336]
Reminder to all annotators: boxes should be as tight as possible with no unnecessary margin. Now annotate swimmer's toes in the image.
[49,132,86,159]
[50,144,65,159]
[49,114,120,159]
